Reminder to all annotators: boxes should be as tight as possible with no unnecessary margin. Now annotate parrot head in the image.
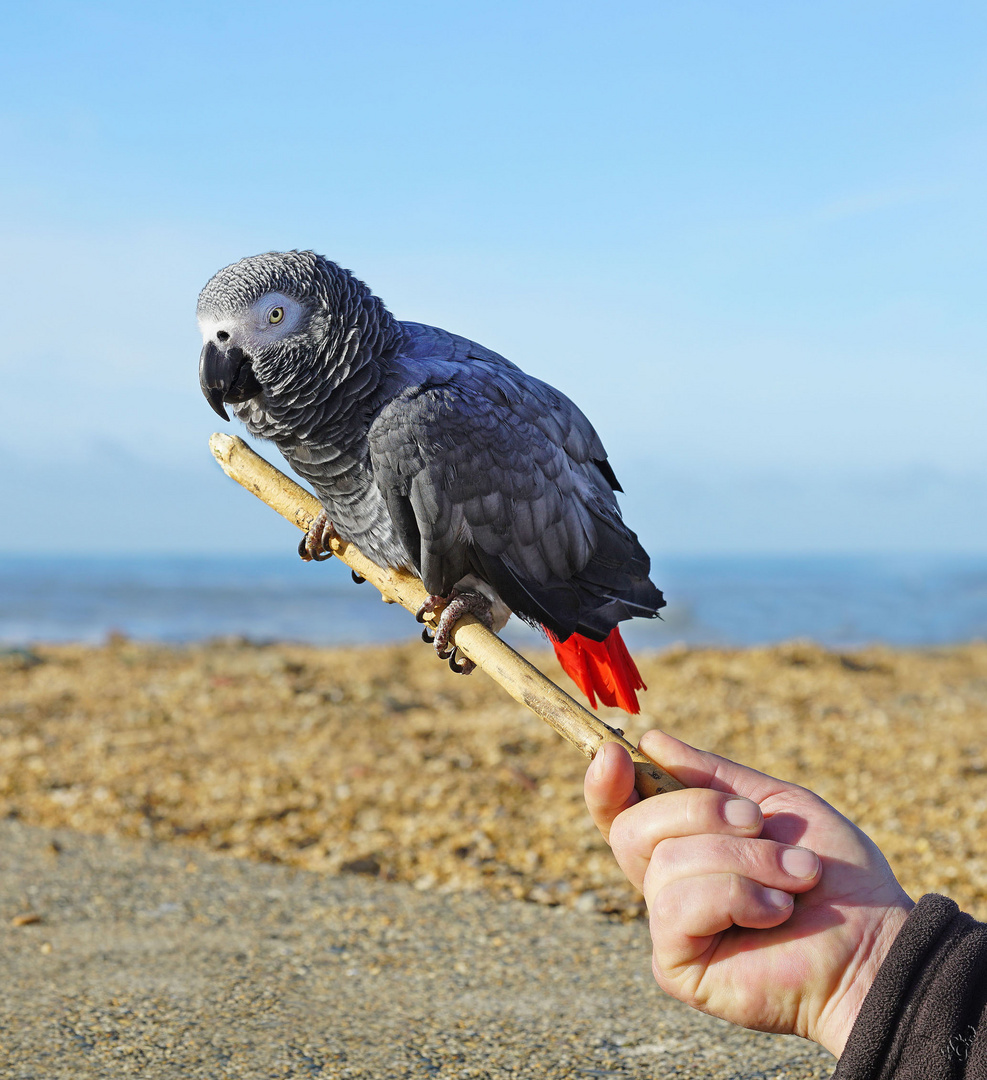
[197,250,348,421]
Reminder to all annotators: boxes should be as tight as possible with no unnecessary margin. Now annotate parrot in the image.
[197,250,664,713]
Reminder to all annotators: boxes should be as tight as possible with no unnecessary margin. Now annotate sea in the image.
[1,553,985,652]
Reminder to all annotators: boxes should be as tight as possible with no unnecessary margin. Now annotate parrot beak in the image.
[199,340,263,421]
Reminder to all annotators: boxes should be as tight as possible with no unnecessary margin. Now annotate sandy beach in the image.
[2,638,985,1076]
[2,638,985,918]
[1,819,835,1078]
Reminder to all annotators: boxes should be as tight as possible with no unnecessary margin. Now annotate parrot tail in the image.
[547,627,646,714]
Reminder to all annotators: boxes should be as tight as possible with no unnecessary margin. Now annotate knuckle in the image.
[651,946,676,990]
[608,811,633,857]
[734,839,766,878]
[726,871,750,908]
[647,836,678,879]
[713,834,768,881]
[651,881,680,924]
[682,787,718,831]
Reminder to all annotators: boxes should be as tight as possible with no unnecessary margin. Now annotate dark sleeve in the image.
[832,895,987,1079]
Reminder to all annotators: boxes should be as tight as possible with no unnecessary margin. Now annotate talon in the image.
[448,648,475,675]
[351,571,365,584]
[299,510,334,562]
[427,588,494,663]
[421,626,434,644]
[415,594,443,623]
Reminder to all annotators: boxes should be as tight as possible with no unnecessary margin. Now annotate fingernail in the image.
[723,798,760,828]
[591,743,607,779]
[766,888,793,908]
[781,847,820,879]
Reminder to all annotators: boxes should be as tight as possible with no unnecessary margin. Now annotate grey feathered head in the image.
[197,250,395,423]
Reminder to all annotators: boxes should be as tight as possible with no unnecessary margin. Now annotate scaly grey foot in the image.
[298,510,334,562]
[416,588,493,675]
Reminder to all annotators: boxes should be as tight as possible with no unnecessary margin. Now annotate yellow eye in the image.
[268,306,284,325]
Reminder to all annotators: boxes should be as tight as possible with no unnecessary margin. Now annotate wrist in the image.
[812,897,915,1057]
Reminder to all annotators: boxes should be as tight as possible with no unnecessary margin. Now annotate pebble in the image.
[0,820,835,1078]
[1,638,985,920]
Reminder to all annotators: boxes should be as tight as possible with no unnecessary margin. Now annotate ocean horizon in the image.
[1,552,984,652]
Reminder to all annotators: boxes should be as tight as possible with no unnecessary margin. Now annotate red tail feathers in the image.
[547,627,646,714]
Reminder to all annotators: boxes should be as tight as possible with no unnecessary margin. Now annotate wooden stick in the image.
[209,433,684,797]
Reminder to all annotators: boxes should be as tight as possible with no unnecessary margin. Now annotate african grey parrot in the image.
[198,251,664,712]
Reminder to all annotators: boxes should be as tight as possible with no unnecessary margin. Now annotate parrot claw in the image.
[448,648,475,675]
[419,588,493,674]
[351,571,366,584]
[298,534,332,561]
[415,595,442,623]
[421,626,434,644]
[299,511,334,562]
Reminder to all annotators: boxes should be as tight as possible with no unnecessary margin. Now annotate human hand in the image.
[585,730,915,1057]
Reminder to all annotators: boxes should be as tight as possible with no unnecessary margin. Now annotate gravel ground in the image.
[1,637,985,1077]
[2,639,985,917]
[1,820,834,1079]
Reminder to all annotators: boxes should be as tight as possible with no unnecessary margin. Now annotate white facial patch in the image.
[197,292,306,351]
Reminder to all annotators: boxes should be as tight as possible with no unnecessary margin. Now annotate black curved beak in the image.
[199,341,263,421]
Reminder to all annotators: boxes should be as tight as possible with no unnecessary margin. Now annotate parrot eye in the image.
[268,306,284,325]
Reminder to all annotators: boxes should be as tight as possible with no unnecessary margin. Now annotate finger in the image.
[584,742,639,845]
[649,873,795,973]
[638,729,796,803]
[607,788,764,892]
[643,834,821,902]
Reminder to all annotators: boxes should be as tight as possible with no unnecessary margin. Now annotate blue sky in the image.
[1,1,984,556]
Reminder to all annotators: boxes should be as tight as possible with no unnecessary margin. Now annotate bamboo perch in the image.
[209,433,684,798]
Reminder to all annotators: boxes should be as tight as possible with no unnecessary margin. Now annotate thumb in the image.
[584,741,640,844]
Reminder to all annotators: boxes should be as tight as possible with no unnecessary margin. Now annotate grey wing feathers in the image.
[369,351,661,641]
[372,376,590,576]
